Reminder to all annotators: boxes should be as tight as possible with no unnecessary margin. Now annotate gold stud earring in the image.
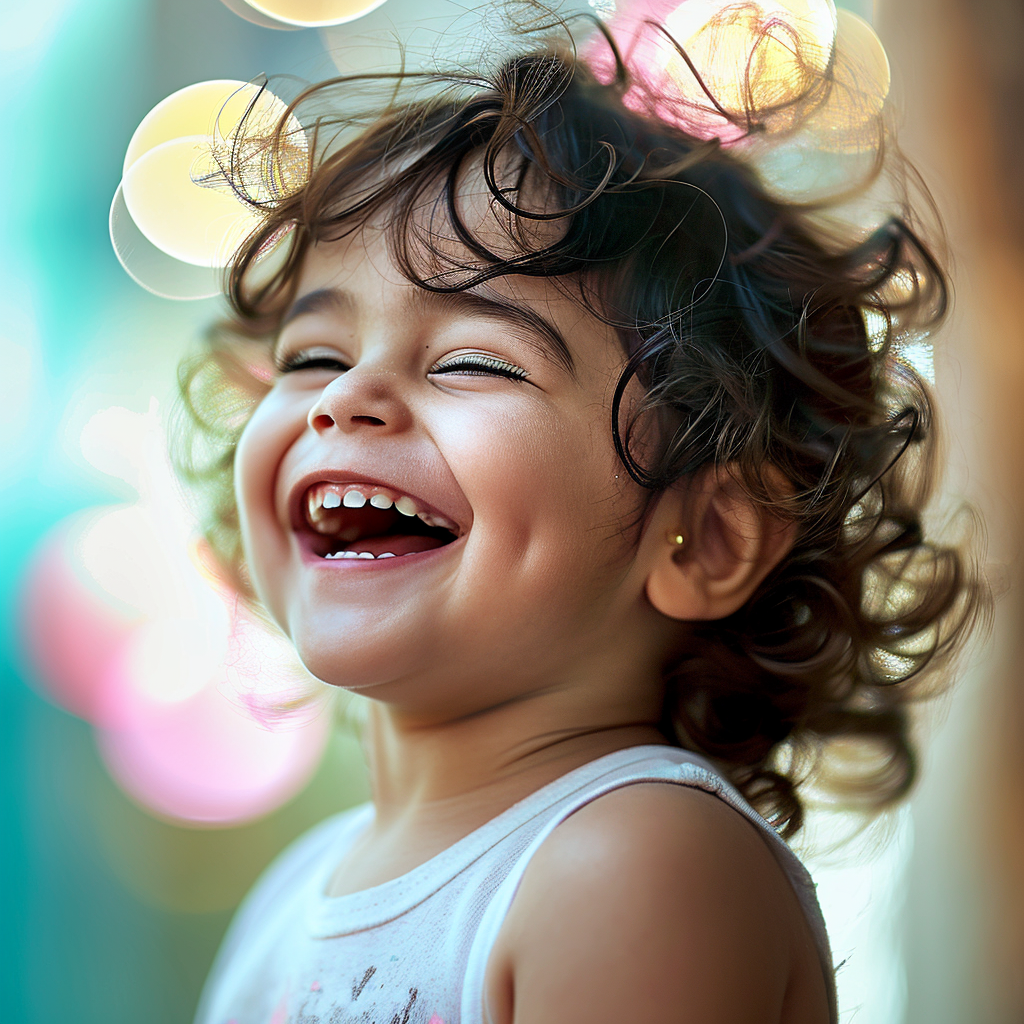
[667,530,686,549]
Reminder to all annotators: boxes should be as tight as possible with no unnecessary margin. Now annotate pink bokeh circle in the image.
[19,522,139,724]
[96,643,331,825]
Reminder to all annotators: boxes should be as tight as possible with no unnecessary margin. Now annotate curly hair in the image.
[174,24,988,837]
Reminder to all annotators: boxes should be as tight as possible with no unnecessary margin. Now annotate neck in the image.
[322,615,682,897]
[360,672,669,837]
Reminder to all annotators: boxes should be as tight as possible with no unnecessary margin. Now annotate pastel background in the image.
[2,1,1021,1022]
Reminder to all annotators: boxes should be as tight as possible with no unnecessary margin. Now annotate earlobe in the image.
[645,545,702,621]
[644,469,796,622]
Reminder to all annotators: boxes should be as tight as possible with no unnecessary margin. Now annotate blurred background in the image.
[1,0,1021,1021]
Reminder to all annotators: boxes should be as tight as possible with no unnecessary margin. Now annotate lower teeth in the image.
[324,550,397,560]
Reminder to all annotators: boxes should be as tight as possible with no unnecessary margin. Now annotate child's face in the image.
[235,221,677,716]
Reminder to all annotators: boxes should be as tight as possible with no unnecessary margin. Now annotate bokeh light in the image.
[21,522,140,724]
[111,79,306,297]
[586,2,892,208]
[586,0,839,141]
[805,8,890,149]
[109,186,225,299]
[122,137,265,268]
[19,401,332,825]
[738,8,891,210]
[219,0,389,29]
[662,0,837,116]
[97,641,330,825]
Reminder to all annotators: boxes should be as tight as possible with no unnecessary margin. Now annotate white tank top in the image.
[194,745,837,1024]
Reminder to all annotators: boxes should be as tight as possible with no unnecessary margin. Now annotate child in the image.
[177,17,984,1024]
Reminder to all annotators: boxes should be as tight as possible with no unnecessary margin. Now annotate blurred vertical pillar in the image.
[877,0,1024,1021]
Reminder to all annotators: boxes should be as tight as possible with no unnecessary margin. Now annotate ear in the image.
[644,468,796,622]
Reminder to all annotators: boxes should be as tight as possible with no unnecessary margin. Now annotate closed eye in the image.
[428,353,530,382]
[275,347,350,374]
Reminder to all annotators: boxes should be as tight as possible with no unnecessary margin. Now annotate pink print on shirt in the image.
[268,993,289,1024]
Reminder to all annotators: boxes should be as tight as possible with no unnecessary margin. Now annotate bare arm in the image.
[484,784,829,1024]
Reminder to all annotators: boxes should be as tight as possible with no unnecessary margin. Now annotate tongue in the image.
[337,534,448,557]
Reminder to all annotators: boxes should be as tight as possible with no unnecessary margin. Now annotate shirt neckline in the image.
[306,743,682,938]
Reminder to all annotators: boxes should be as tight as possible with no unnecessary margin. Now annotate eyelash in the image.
[429,354,530,382]
[274,351,349,374]
[274,350,530,382]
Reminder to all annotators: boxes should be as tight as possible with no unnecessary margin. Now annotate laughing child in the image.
[178,16,984,1024]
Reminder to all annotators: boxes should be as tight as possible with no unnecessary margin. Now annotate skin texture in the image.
[233,210,825,1021]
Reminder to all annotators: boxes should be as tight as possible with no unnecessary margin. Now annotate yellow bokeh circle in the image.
[221,0,389,28]
[112,79,306,294]
[122,79,296,175]
[122,137,266,268]
[662,0,838,117]
[808,8,891,145]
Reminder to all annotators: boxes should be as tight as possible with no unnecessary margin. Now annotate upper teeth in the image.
[304,483,459,535]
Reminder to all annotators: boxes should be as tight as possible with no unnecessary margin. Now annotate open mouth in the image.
[300,481,461,561]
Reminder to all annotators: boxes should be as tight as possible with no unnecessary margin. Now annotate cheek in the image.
[233,395,306,610]
[439,398,634,576]
[441,398,578,505]
[235,406,278,532]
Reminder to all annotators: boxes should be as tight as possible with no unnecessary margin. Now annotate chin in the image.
[287,621,421,696]
[293,641,380,692]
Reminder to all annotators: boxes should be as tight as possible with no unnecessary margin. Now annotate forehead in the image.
[285,212,624,380]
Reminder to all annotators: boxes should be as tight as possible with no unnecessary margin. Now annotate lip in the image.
[294,529,467,568]
[285,468,471,536]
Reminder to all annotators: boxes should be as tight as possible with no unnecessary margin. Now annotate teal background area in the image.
[0,3,365,1022]
[0,1,877,1022]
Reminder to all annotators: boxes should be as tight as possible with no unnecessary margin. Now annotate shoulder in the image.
[226,805,370,938]
[489,783,815,1024]
[197,805,370,1019]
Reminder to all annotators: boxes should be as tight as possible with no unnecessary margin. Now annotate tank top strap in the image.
[460,750,838,1024]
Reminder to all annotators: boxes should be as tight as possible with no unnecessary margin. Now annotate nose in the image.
[307,369,413,435]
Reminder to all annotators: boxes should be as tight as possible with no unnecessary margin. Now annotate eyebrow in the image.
[279,285,576,377]
[280,287,354,329]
